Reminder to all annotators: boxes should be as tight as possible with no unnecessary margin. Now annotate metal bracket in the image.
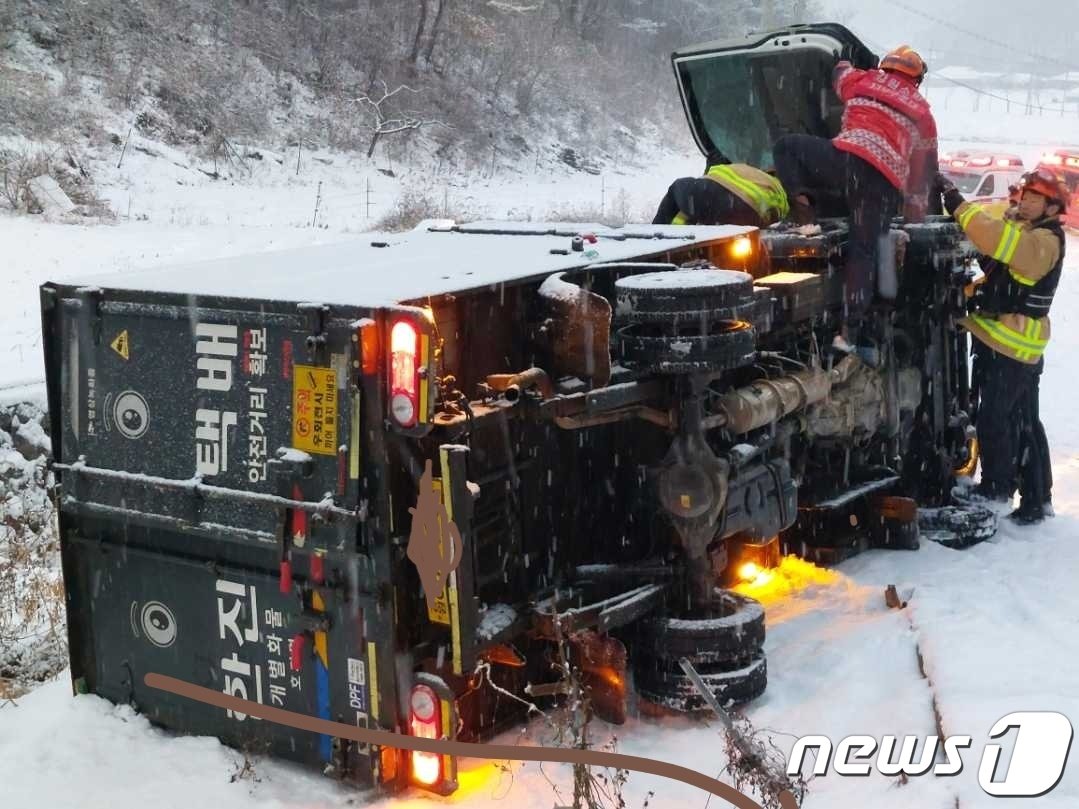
[298,302,330,359]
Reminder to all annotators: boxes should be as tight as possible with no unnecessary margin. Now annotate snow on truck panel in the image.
[54,221,753,307]
[616,268,751,290]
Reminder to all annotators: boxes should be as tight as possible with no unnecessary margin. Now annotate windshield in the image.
[945,172,985,194]
[676,46,843,170]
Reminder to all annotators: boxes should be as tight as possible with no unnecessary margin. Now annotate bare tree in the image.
[355,81,443,158]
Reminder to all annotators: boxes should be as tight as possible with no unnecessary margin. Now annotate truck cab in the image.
[671,22,876,221]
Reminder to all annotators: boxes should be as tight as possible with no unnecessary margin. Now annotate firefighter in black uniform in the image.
[653,150,789,228]
[935,167,1067,524]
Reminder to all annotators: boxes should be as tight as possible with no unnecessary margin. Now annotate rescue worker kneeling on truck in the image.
[935,167,1067,524]
[653,149,789,228]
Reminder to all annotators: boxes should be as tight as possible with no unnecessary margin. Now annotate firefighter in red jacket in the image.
[772,45,939,355]
[936,167,1067,524]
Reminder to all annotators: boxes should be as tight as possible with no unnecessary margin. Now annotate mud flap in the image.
[570,630,628,725]
[868,495,920,551]
[537,272,612,387]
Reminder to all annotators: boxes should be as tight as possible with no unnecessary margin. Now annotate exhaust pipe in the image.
[486,368,556,402]
[702,363,845,434]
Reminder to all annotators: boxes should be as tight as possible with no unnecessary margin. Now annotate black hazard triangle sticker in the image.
[110,330,130,361]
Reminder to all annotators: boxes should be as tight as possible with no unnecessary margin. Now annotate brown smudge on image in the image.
[144,672,798,809]
[407,459,464,612]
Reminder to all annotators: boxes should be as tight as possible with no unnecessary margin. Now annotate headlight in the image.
[731,236,753,259]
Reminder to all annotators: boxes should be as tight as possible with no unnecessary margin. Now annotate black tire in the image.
[613,295,772,335]
[639,591,765,666]
[635,653,768,712]
[615,269,755,323]
[918,504,998,549]
[618,320,756,374]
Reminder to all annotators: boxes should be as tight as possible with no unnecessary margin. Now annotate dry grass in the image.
[0,479,66,695]
[0,144,113,219]
[545,190,653,228]
[0,147,51,212]
[374,184,485,232]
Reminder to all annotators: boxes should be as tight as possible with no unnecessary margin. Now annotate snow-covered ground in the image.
[4,82,1079,807]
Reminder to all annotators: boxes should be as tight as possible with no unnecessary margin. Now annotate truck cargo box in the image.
[40,221,755,791]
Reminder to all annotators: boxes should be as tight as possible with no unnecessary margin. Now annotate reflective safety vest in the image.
[956,204,1065,365]
[671,163,789,226]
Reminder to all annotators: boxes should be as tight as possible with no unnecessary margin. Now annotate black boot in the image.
[1008,504,1046,525]
[791,194,816,225]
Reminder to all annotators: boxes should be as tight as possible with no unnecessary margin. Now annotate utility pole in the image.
[365,177,373,220]
[760,0,777,28]
[1025,57,1036,116]
[117,126,133,170]
[310,181,322,228]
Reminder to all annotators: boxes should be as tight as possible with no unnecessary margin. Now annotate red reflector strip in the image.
[279,559,293,594]
[291,484,308,542]
[291,633,306,671]
[336,446,347,497]
[310,553,325,585]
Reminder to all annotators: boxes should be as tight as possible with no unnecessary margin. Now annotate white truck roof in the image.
[59,220,753,307]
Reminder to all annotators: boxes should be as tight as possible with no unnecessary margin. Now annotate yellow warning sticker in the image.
[425,477,453,626]
[428,583,451,625]
[110,330,129,360]
[291,364,338,456]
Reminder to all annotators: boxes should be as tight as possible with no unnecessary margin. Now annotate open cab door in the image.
[672,23,878,171]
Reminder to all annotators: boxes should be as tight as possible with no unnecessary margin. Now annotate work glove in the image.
[933,173,964,217]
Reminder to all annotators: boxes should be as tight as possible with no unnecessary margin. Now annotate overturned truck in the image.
[41,22,989,799]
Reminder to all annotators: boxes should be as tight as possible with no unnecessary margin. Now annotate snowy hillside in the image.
[4,66,1077,391]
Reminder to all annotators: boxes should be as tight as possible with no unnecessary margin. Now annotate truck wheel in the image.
[918,504,998,549]
[638,590,765,666]
[618,320,756,374]
[615,268,756,323]
[634,652,767,712]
